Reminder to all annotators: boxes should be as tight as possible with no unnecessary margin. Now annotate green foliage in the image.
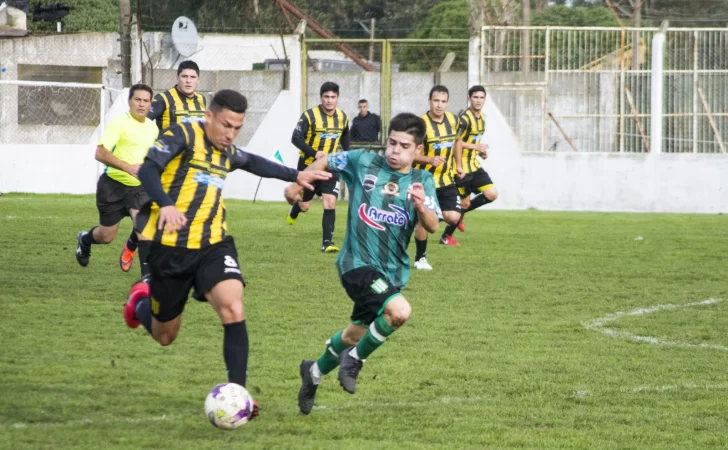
[397,0,470,71]
[532,5,619,27]
[28,0,118,33]
[1,194,728,448]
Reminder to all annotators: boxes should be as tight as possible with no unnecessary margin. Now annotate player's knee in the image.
[299,202,310,212]
[386,301,411,328]
[96,232,115,244]
[218,301,245,323]
[444,212,461,225]
[156,331,177,346]
[485,188,498,202]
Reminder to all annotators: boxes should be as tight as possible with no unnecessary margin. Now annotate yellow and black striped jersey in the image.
[137,120,297,249]
[414,111,461,188]
[293,106,350,167]
[458,109,486,174]
[148,86,207,132]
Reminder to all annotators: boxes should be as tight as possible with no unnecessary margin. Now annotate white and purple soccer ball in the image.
[204,382,255,430]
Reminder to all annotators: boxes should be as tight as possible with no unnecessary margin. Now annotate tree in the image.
[531,5,619,27]
[29,0,118,33]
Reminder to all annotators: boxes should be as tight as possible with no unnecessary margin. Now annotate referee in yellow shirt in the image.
[75,84,159,279]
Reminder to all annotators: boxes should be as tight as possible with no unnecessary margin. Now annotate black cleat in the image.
[338,348,363,394]
[298,360,319,415]
[75,231,91,267]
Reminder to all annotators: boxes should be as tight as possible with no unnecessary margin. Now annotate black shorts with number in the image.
[436,184,462,213]
[96,173,149,226]
[340,266,401,325]
[297,158,340,201]
[456,168,494,198]
[147,236,246,322]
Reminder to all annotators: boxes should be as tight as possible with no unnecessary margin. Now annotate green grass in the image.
[1,193,727,449]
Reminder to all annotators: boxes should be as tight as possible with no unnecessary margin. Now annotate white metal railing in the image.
[481,26,728,153]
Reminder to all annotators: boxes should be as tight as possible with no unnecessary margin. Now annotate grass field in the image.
[1,193,727,449]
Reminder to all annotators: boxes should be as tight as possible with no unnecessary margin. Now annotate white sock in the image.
[350,347,360,360]
[310,362,322,385]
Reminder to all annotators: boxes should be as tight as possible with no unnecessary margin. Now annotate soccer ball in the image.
[204,383,255,430]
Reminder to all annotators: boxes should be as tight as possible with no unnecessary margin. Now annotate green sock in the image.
[354,315,396,360]
[315,330,347,375]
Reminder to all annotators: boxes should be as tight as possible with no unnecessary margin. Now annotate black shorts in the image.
[456,168,494,198]
[340,266,401,325]
[436,184,462,213]
[147,237,246,322]
[297,158,340,201]
[96,173,149,226]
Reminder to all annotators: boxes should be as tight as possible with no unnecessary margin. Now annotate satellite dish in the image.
[171,16,199,57]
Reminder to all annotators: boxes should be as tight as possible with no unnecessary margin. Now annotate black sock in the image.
[415,238,427,260]
[126,230,139,251]
[467,194,492,212]
[322,209,336,244]
[289,203,302,219]
[135,297,153,334]
[82,227,99,246]
[442,222,458,238]
[223,321,249,387]
[137,240,151,279]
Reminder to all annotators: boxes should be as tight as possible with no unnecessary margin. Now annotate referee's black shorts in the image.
[96,173,149,226]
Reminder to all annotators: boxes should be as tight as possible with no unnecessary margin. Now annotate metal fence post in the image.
[650,26,666,154]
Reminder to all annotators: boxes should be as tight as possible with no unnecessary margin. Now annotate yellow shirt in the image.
[99,112,159,186]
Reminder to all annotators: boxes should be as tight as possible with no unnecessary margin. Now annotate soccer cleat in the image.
[457,220,466,233]
[124,280,150,329]
[75,231,91,267]
[119,242,136,272]
[287,214,297,225]
[298,360,319,415]
[414,257,433,271]
[439,235,461,247]
[250,401,260,420]
[338,348,363,394]
[321,242,340,253]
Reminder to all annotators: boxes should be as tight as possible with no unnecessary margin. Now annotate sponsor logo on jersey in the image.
[363,174,378,192]
[381,181,400,196]
[358,203,410,231]
[432,141,454,150]
[332,153,347,170]
[193,172,225,189]
[320,132,341,139]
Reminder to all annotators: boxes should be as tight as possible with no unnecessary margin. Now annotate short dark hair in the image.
[128,83,153,100]
[468,85,487,97]
[429,85,449,100]
[389,113,426,146]
[320,81,339,96]
[209,89,247,114]
[358,99,368,104]
[177,60,200,76]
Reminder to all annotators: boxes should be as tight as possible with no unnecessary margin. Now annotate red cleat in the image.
[119,243,136,272]
[250,401,259,420]
[439,235,461,247]
[457,220,466,233]
[124,281,150,329]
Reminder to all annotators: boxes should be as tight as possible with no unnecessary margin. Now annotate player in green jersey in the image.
[284,113,442,414]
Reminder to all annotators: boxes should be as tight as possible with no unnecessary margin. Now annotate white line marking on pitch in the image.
[629,383,728,393]
[582,298,728,351]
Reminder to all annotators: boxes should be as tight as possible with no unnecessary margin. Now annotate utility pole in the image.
[522,0,530,73]
[369,18,375,62]
[119,0,132,87]
[632,0,641,71]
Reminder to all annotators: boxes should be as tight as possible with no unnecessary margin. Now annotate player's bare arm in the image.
[283,157,332,203]
[408,183,439,232]
[95,145,140,178]
[413,154,444,167]
[454,140,464,179]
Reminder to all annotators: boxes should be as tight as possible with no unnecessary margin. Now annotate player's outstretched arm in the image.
[408,182,439,233]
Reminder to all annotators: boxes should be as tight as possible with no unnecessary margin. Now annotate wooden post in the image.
[696,83,727,154]
[548,113,578,152]
[624,86,650,152]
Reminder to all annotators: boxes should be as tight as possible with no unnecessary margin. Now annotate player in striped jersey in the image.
[285,113,441,414]
[287,81,351,253]
[147,60,207,132]
[441,85,498,241]
[123,90,330,417]
[411,85,464,270]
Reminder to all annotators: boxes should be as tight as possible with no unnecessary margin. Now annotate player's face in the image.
[469,91,486,112]
[177,69,199,96]
[358,102,368,116]
[385,131,422,173]
[320,91,338,114]
[429,91,448,118]
[205,108,245,149]
[128,90,152,121]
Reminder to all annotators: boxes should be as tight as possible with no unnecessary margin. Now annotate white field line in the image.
[629,383,728,393]
[4,216,59,220]
[582,298,728,351]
